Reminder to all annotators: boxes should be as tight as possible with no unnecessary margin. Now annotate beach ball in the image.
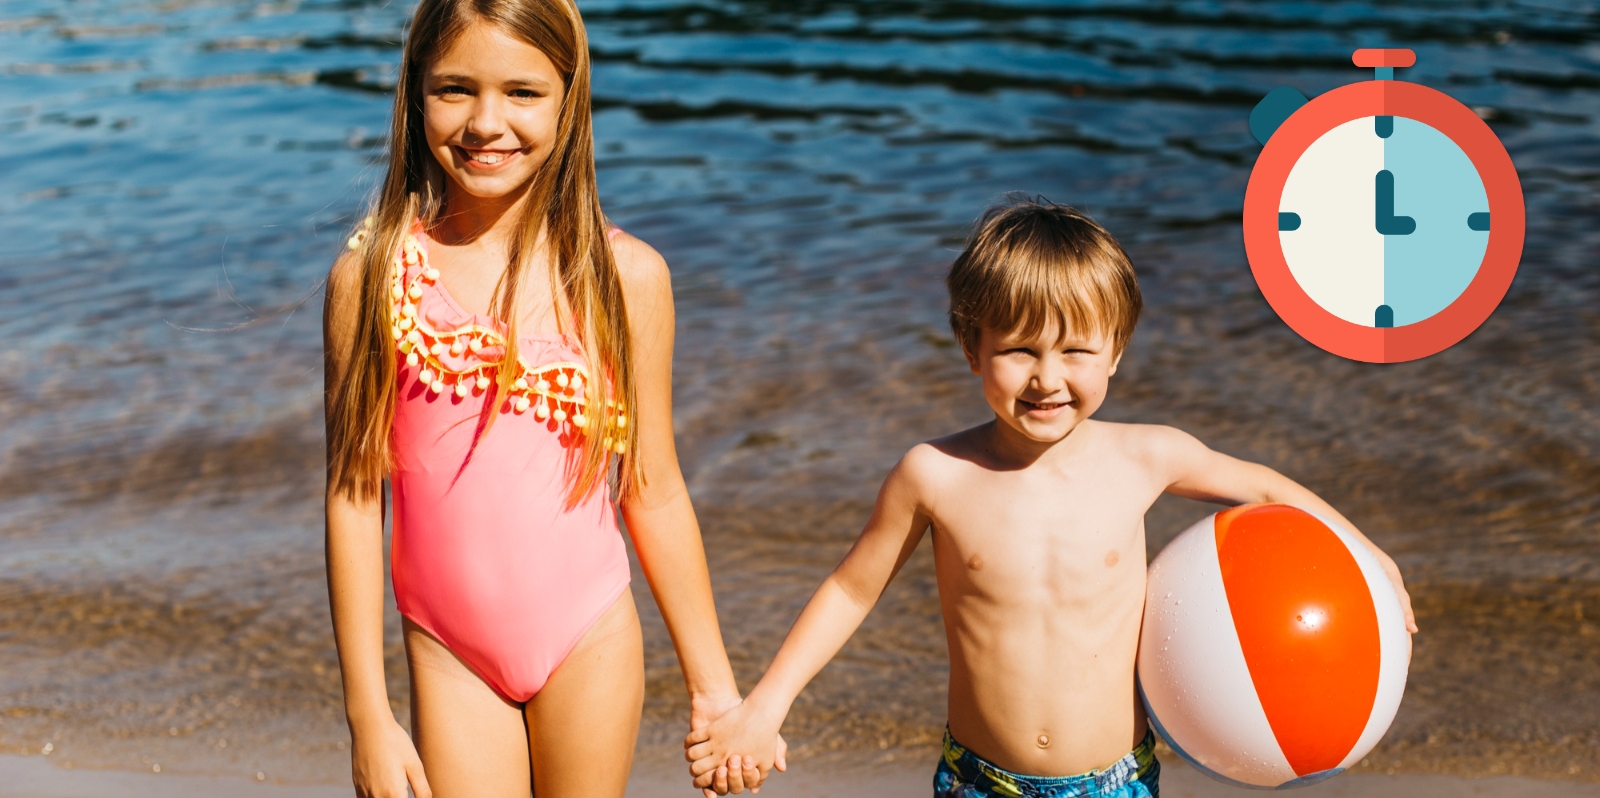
[1138,503,1409,789]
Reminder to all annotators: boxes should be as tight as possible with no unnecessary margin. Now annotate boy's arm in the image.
[1149,426,1417,633]
[684,448,937,782]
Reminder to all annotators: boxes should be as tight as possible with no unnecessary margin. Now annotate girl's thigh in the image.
[525,589,645,798]
[404,618,532,798]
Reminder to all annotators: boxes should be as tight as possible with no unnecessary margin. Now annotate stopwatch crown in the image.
[1353,49,1415,81]
[1352,49,1415,68]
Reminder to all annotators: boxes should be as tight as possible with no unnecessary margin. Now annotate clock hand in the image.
[1375,170,1415,235]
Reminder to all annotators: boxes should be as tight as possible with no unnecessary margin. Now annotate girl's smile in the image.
[454,145,526,170]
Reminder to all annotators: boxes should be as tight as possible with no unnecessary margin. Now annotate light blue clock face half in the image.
[1277,116,1490,328]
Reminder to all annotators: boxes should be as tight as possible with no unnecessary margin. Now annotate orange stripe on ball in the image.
[1214,504,1380,776]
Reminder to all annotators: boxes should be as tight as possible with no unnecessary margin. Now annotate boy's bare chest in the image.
[929,467,1151,601]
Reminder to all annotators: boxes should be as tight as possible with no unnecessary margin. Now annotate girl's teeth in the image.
[469,151,507,164]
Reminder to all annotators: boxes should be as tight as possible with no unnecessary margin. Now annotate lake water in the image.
[2,0,1597,785]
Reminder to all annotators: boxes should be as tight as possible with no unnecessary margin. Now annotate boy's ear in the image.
[1108,347,1124,377]
[960,333,982,374]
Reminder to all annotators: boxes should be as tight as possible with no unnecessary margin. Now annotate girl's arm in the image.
[1150,425,1417,633]
[684,446,935,783]
[324,254,431,798]
[610,235,766,792]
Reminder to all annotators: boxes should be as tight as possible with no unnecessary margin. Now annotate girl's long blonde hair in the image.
[326,0,637,504]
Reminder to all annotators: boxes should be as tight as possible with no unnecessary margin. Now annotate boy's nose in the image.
[1032,360,1070,393]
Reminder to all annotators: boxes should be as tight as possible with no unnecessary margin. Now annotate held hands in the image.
[689,692,759,796]
[349,716,430,798]
[685,695,787,796]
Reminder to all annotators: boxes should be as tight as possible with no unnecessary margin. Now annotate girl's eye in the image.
[509,89,540,99]
[436,85,469,95]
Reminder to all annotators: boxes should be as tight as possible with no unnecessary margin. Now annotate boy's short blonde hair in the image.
[946,196,1142,356]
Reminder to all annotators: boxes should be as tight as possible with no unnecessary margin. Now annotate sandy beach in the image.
[7,752,1600,798]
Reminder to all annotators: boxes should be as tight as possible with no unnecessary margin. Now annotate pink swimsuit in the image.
[385,225,631,703]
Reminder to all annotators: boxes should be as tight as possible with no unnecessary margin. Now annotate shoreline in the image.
[6,753,1599,798]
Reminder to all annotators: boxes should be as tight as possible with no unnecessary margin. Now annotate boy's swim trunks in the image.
[934,728,1160,798]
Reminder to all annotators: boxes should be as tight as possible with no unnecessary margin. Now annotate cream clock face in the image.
[1278,116,1490,329]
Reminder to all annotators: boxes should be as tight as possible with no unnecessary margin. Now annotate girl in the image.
[322,1,776,796]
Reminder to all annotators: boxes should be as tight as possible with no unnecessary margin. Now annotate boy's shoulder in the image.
[888,425,991,494]
[1082,420,1208,469]
[907,420,1002,465]
[1087,418,1198,449]
[896,438,963,484]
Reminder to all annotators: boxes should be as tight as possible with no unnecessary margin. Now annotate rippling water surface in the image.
[2,0,1598,784]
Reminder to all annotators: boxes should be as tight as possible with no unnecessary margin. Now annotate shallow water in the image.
[2,0,1598,784]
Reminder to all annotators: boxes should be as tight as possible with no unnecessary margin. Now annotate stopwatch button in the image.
[1352,49,1416,68]
[1250,86,1308,145]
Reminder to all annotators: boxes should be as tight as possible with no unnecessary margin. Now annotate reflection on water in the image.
[2,0,1598,783]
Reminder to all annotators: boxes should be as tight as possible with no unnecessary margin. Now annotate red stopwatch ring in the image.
[1242,80,1525,363]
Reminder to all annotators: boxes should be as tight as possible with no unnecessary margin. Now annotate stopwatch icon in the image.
[1243,49,1525,363]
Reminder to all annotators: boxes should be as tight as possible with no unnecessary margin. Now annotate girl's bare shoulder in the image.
[323,250,365,337]
[328,249,364,291]
[606,228,670,293]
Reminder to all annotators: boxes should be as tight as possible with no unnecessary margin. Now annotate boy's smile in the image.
[965,323,1121,448]
[1017,397,1072,417]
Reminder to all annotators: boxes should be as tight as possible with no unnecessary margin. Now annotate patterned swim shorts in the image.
[933,728,1160,798]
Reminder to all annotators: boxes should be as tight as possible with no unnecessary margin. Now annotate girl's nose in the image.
[464,96,508,141]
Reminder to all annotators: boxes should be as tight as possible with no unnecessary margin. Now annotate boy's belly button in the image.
[1037,733,1050,748]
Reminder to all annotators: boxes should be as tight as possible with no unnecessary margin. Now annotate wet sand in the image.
[7,753,1600,798]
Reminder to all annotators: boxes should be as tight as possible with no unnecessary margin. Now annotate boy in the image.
[686,198,1416,797]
